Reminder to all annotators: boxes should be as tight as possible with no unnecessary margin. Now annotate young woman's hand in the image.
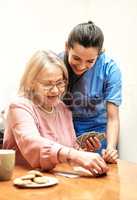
[101,148,118,164]
[84,136,101,152]
[71,149,109,176]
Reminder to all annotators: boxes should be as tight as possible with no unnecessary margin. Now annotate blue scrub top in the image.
[59,52,122,151]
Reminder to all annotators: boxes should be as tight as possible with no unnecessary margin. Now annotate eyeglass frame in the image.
[38,79,67,92]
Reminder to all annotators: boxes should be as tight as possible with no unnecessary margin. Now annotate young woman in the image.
[59,21,122,163]
[3,50,108,176]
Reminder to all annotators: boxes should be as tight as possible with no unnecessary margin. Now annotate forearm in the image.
[58,147,109,175]
[13,129,63,169]
[58,147,79,164]
[105,102,120,150]
[106,116,120,149]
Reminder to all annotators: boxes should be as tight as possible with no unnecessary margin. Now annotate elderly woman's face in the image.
[66,43,99,76]
[34,64,65,108]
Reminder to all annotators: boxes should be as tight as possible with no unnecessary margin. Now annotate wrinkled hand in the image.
[75,150,109,176]
[84,136,101,152]
[101,148,118,164]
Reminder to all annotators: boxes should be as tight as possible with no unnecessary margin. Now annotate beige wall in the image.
[88,0,137,162]
[0,0,137,162]
[0,0,89,108]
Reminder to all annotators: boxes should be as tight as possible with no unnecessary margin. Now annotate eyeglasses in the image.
[39,80,66,91]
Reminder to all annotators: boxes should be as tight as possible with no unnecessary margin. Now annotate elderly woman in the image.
[3,50,108,176]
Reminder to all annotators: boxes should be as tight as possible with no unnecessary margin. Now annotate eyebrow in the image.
[72,55,80,59]
[72,55,96,62]
[87,58,95,62]
[39,78,63,84]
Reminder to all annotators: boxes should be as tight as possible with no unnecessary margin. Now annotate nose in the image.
[77,62,86,70]
[77,60,91,70]
[50,85,59,93]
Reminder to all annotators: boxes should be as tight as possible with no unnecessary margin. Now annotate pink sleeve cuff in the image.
[40,142,64,170]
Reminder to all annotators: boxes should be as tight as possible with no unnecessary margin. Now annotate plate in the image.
[13,176,59,188]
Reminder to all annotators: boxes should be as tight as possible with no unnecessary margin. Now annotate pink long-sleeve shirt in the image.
[3,97,78,170]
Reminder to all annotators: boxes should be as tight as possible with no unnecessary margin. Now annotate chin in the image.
[47,98,60,107]
[71,67,85,76]
[74,71,84,76]
[75,71,84,75]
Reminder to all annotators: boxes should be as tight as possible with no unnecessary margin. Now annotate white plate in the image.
[13,176,59,188]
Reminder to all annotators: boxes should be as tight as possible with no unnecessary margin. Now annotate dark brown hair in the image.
[67,21,104,53]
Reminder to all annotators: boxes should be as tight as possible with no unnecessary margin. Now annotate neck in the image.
[39,105,54,114]
[34,98,54,114]
[43,105,53,112]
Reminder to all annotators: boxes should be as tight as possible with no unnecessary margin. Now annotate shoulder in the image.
[98,52,116,65]
[7,96,40,123]
[8,96,35,113]
[97,52,121,75]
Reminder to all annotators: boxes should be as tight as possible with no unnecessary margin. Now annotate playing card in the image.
[76,131,105,148]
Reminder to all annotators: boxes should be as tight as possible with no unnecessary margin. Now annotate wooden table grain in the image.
[0,160,137,200]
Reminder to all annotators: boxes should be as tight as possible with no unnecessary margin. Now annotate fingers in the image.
[77,150,109,177]
[85,139,95,152]
[90,161,108,175]
[86,153,109,175]
[102,149,118,164]
[95,156,109,174]
[107,150,118,163]
[85,136,101,152]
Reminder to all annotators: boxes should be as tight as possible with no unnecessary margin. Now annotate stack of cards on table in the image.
[73,166,107,177]
[76,131,105,148]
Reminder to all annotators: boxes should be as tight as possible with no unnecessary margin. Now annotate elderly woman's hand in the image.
[70,149,109,176]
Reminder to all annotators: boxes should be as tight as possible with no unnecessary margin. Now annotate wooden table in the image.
[0,160,137,200]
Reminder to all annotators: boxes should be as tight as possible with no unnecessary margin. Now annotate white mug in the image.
[0,149,15,181]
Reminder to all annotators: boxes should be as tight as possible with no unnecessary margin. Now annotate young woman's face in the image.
[66,43,99,76]
[34,64,65,108]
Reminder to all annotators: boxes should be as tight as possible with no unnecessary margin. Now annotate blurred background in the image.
[0,0,137,162]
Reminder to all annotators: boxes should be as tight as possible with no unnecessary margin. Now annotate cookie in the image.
[27,170,43,177]
[20,174,35,180]
[13,178,32,186]
[13,178,25,186]
[33,176,49,184]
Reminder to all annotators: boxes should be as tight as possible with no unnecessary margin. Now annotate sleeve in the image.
[60,102,80,149]
[8,103,65,170]
[68,110,80,149]
[104,61,122,106]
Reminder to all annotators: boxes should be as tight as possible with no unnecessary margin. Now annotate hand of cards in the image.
[76,131,105,149]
